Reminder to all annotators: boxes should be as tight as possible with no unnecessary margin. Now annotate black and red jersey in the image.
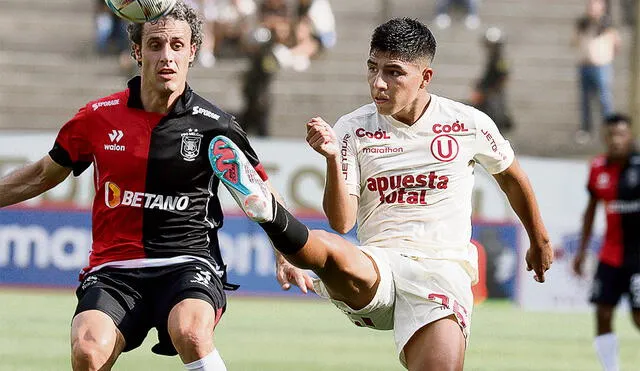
[49,77,268,279]
[587,153,640,268]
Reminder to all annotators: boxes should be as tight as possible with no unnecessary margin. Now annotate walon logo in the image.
[105,130,125,152]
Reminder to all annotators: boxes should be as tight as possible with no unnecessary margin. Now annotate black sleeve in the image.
[49,142,92,176]
[49,106,94,176]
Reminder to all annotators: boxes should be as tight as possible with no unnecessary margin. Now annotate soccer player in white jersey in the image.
[209,17,553,371]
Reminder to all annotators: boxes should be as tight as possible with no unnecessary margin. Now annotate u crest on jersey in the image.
[181,128,203,161]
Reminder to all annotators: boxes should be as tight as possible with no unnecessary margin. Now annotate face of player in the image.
[135,18,196,96]
[604,122,634,159]
[367,51,433,125]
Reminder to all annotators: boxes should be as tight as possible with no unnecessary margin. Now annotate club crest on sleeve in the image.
[181,128,203,161]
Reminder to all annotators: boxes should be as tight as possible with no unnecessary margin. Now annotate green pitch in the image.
[1,289,638,370]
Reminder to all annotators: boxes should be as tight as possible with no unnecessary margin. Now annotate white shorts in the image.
[313,245,475,368]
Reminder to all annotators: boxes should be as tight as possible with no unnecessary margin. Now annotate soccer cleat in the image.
[209,135,274,223]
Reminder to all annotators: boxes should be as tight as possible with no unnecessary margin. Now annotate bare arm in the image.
[306,117,358,233]
[573,196,598,276]
[0,155,71,208]
[493,159,553,282]
[579,196,597,254]
[321,155,358,233]
[611,29,622,55]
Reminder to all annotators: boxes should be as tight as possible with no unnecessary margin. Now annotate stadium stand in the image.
[0,0,632,156]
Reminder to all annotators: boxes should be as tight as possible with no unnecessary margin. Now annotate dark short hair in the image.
[127,1,204,62]
[604,113,632,127]
[370,18,436,63]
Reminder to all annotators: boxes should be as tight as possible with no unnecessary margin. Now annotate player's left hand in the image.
[525,241,553,283]
[276,258,315,294]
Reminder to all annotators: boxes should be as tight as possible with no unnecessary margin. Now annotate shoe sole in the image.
[208,136,272,222]
[209,136,252,196]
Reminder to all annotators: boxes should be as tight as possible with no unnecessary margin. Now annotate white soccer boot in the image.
[208,135,274,223]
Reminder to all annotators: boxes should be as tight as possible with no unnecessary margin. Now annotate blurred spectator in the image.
[214,0,257,57]
[605,0,637,27]
[471,27,514,133]
[287,0,337,71]
[184,0,218,67]
[94,0,128,55]
[94,1,133,75]
[238,0,291,136]
[433,0,480,30]
[573,0,621,144]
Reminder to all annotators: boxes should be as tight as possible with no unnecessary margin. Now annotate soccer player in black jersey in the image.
[0,2,311,370]
[574,114,640,371]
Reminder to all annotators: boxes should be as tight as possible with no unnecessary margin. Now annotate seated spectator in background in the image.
[573,0,621,144]
[287,0,337,71]
[471,27,514,134]
[239,0,292,136]
[433,0,480,30]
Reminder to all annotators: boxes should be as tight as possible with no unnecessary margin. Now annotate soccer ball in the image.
[104,0,177,23]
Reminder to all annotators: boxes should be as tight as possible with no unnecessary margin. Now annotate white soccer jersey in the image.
[333,94,514,262]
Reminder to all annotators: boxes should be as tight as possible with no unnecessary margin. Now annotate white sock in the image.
[184,349,227,371]
[593,333,619,371]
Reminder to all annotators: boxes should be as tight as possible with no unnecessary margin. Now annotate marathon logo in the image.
[92,99,120,111]
[193,106,220,120]
[362,146,403,154]
[105,182,190,211]
[366,172,449,204]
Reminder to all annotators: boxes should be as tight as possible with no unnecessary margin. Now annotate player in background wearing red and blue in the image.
[574,113,640,371]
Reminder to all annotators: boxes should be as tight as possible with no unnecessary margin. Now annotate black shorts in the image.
[74,260,226,355]
[590,261,640,309]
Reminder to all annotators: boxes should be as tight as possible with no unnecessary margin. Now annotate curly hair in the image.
[370,18,436,64]
[127,1,204,65]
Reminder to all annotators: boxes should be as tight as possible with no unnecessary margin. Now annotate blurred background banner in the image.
[0,206,518,298]
[0,133,605,308]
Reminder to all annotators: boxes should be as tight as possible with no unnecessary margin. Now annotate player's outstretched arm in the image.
[573,196,598,277]
[265,180,315,294]
[0,155,71,208]
[493,158,553,283]
[305,117,358,233]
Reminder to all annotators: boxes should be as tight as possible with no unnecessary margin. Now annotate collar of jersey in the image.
[125,76,194,116]
[386,93,437,131]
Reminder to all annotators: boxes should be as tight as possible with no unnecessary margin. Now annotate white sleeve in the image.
[333,121,361,196]
[473,109,515,174]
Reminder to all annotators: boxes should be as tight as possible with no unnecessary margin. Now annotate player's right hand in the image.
[525,241,553,283]
[306,117,338,158]
[276,258,315,294]
[572,250,586,277]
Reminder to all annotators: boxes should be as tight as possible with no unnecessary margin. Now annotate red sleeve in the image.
[48,106,94,176]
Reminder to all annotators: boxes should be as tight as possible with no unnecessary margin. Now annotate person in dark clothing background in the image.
[471,27,514,134]
[239,0,291,137]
